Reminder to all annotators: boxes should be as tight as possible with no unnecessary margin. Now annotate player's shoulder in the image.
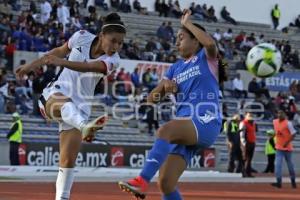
[70,30,96,46]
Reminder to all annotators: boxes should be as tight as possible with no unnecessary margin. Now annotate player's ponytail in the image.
[101,13,126,34]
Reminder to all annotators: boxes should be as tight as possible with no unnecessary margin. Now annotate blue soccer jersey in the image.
[165,48,221,123]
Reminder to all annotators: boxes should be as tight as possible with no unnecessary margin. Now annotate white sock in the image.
[55,167,75,200]
[61,102,86,131]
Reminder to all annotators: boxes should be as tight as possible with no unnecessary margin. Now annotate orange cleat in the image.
[118,176,148,199]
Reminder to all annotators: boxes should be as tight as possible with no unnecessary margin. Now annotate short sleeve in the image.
[67,31,82,49]
[67,30,92,49]
[101,53,120,74]
[164,64,175,80]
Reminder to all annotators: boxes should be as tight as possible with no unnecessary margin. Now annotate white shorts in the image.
[38,86,89,132]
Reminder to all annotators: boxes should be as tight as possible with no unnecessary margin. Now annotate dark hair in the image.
[181,23,228,84]
[102,13,126,34]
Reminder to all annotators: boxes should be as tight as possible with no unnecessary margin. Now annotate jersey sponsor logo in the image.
[174,65,201,84]
[198,110,216,124]
[191,56,198,63]
[111,147,124,166]
[76,47,82,52]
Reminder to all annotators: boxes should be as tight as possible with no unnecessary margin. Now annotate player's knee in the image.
[60,157,76,168]
[156,125,171,141]
[157,177,174,194]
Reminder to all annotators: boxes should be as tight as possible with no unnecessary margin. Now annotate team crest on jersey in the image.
[192,56,198,63]
[76,47,82,52]
[79,30,85,34]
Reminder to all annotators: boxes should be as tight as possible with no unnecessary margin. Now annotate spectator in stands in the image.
[286,96,297,120]
[145,104,159,135]
[283,40,291,61]
[119,0,131,13]
[95,0,109,10]
[221,6,237,25]
[287,50,299,69]
[71,15,83,29]
[5,37,16,71]
[240,36,255,52]
[57,2,70,30]
[154,0,161,13]
[142,68,152,91]
[157,0,170,17]
[156,22,168,41]
[111,0,120,10]
[133,0,148,15]
[234,31,246,48]
[69,2,80,17]
[40,0,52,24]
[224,114,243,173]
[223,28,233,41]
[166,21,175,43]
[201,4,210,20]
[189,2,196,15]
[192,4,205,21]
[207,5,217,22]
[248,77,270,99]
[240,112,257,177]
[264,129,276,173]
[150,68,159,90]
[29,1,37,14]
[271,4,280,30]
[232,74,247,98]
[6,112,22,165]
[272,110,297,188]
[290,15,300,29]
[171,0,182,18]
[213,29,222,42]
[0,1,12,15]
[256,34,265,44]
[131,68,140,95]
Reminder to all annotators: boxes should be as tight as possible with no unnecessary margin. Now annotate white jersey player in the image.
[16,13,126,200]
[40,29,119,131]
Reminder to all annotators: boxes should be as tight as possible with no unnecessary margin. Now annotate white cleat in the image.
[81,115,108,141]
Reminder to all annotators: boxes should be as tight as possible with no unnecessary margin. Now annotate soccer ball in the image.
[246,43,282,78]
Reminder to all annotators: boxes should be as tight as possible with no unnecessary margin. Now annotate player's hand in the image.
[15,64,31,79]
[181,9,192,26]
[44,54,64,66]
[163,79,177,94]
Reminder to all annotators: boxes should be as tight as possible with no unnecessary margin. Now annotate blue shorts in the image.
[169,117,221,165]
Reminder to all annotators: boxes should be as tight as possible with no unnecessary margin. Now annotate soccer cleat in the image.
[81,115,108,140]
[118,176,148,199]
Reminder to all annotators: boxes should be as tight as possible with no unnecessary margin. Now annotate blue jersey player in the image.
[119,9,227,200]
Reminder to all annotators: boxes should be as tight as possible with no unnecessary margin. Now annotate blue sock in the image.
[140,138,170,182]
[162,189,182,200]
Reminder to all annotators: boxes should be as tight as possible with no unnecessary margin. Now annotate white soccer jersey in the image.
[46,30,120,117]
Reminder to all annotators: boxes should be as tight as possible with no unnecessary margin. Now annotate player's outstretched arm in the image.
[181,9,217,59]
[147,79,177,104]
[44,54,108,74]
[15,42,71,78]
